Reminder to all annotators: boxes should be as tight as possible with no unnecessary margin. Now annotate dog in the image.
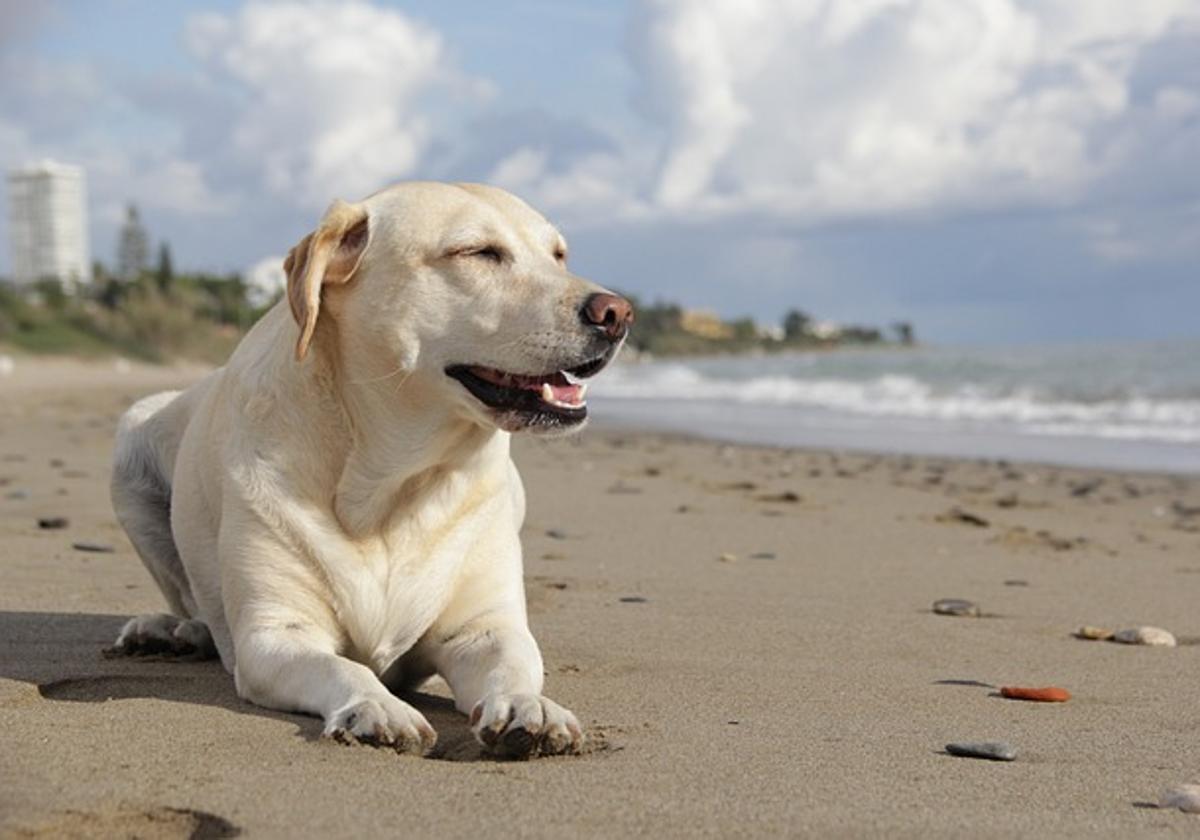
[108,182,633,758]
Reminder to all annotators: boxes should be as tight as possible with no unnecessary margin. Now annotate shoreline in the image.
[590,404,1200,476]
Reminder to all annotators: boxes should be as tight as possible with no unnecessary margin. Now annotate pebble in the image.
[945,741,1017,761]
[938,507,990,527]
[37,517,69,530]
[718,553,737,563]
[1160,784,1200,814]
[756,491,801,503]
[1113,626,1176,647]
[932,598,980,617]
[618,596,648,603]
[1075,625,1115,641]
[1000,686,1071,702]
[545,529,568,540]
[71,542,115,554]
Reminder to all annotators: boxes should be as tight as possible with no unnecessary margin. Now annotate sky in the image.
[1,0,1198,344]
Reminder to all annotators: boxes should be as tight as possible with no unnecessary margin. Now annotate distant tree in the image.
[892,321,915,346]
[841,326,883,344]
[730,317,758,342]
[783,309,811,340]
[117,205,150,281]
[155,242,174,293]
[33,278,68,310]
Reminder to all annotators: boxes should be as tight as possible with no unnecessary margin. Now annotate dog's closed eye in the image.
[452,245,507,264]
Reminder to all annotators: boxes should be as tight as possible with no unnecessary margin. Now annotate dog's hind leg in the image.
[106,613,216,659]
[109,391,215,660]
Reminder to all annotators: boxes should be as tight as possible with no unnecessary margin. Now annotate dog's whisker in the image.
[392,369,414,395]
[347,364,409,386]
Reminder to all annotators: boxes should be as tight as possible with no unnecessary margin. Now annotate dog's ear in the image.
[285,199,371,361]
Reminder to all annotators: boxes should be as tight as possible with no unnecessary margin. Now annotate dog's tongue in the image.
[541,376,585,407]
[470,366,586,407]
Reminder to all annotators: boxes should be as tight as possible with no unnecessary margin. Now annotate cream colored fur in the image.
[109,182,625,757]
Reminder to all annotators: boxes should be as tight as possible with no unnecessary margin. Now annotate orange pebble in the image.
[1000,685,1071,702]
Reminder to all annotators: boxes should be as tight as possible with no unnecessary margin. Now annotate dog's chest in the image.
[331,481,505,670]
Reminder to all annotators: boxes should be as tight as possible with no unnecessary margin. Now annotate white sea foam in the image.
[592,363,1200,444]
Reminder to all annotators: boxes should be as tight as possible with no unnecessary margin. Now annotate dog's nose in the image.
[580,293,634,341]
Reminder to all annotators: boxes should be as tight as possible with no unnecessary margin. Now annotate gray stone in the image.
[933,598,980,617]
[71,542,115,553]
[945,741,1017,761]
[1161,784,1200,813]
[1113,626,1177,647]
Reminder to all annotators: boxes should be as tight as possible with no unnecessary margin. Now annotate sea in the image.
[589,339,1200,474]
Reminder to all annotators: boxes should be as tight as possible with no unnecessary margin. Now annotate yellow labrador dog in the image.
[108,182,632,759]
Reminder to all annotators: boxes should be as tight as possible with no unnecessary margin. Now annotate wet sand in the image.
[1,359,1198,838]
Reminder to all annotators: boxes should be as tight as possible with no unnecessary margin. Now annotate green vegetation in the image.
[0,265,273,363]
[622,294,915,357]
[0,270,913,364]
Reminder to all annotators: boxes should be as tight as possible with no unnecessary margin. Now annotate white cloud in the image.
[246,254,287,307]
[185,0,477,206]
[617,0,1200,221]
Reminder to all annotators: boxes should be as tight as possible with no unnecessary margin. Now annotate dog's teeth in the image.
[578,383,588,400]
[563,370,582,386]
[541,383,554,403]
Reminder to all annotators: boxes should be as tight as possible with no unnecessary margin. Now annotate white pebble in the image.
[0,354,13,376]
[1161,784,1200,813]
[1113,626,1176,647]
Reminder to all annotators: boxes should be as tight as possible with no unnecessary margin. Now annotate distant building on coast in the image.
[6,160,91,288]
[679,309,735,340]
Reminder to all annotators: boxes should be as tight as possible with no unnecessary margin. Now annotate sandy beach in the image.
[1,358,1197,838]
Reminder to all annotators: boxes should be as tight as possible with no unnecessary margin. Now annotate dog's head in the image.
[283,182,633,435]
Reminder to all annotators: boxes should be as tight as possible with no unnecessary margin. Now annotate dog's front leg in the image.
[233,621,437,755]
[430,614,583,759]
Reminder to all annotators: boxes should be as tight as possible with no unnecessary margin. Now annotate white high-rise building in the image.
[7,160,91,287]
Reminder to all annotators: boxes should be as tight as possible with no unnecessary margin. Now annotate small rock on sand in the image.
[1075,626,1115,641]
[545,528,568,540]
[936,507,990,527]
[1113,626,1176,647]
[718,553,737,563]
[37,517,69,530]
[945,741,1017,761]
[1160,784,1200,814]
[71,542,115,553]
[756,491,801,504]
[932,598,979,617]
[1000,686,1071,702]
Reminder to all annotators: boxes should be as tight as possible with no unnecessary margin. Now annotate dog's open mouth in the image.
[446,355,609,426]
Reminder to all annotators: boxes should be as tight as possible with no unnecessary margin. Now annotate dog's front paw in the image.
[324,696,437,756]
[470,693,583,759]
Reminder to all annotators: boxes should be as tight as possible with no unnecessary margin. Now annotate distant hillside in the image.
[1,274,913,363]
[0,272,269,363]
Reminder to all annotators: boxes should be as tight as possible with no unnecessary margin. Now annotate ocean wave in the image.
[592,364,1200,443]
